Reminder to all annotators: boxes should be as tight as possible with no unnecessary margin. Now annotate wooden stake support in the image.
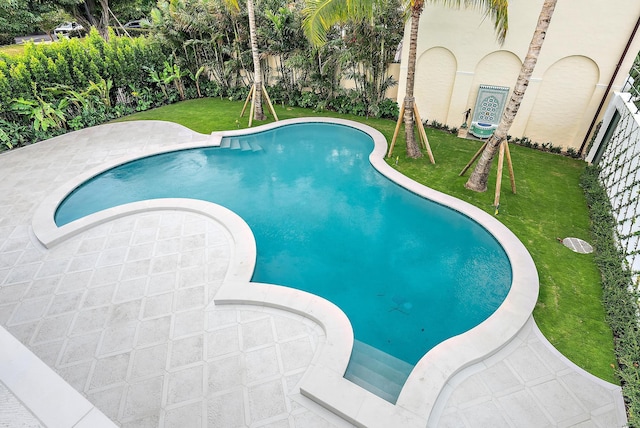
[241,85,253,118]
[504,141,516,193]
[387,103,405,158]
[459,139,516,210]
[413,105,434,164]
[387,103,435,164]
[262,86,278,121]
[493,140,517,207]
[494,140,506,208]
[248,85,256,127]
[459,141,487,177]
[240,84,279,127]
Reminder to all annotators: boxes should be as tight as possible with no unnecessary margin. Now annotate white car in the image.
[54,22,85,38]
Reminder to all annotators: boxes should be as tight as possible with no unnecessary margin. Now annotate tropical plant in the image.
[150,0,239,94]
[303,0,509,158]
[87,78,114,107]
[147,60,188,101]
[260,2,310,100]
[338,0,404,116]
[465,0,557,192]
[191,65,206,97]
[0,29,166,146]
[0,118,31,150]
[11,94,68,132]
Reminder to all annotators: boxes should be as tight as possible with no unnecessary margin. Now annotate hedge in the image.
[581,164,640,426]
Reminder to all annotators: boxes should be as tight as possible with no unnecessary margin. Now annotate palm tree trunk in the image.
[465,0,557,192]
[247,0,266,121]
[403,2,423,159]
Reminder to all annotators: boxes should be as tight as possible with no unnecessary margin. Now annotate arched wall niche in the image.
[414,47,457,124]
[525,56,600,149]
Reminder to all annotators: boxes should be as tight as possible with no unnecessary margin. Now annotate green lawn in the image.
[117,97,617,383]
[0,44,25,57]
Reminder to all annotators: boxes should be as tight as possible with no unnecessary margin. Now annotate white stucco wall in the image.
[397,0,640,150]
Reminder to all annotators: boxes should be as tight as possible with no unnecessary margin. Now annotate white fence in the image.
[587,92,640,287]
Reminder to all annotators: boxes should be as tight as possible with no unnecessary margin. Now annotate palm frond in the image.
[221,0,241,13]
[303,0,375,47]
[431,0,509,44]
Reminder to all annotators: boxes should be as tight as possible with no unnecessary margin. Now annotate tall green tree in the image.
[37,0,108,38]
[0,0,39,44]
[246,0,265,119]
[39,9,73,41]
[39,0,154,39]
[338,0,404,116]
[222,0,266,120]
[303,0,508,158]
[465,0,557,192]
[261,3,307,100]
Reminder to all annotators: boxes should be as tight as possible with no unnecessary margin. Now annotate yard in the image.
[117,97,616,383]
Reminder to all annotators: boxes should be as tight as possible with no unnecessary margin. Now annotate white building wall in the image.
[398,0,640,150]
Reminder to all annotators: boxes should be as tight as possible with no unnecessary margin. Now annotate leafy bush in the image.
[566,147,581,158]
[376,98,398,119]
[0,29,169,151]
[581,165,640,426]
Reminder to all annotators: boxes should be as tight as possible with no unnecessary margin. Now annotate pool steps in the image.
[220,137,263,152]
[345,340,414,403]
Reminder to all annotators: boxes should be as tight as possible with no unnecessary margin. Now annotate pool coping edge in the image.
[29,118,539,428]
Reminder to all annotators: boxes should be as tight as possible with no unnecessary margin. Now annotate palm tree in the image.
[246,0,266,120]
[465,0,557,191]
[303,0,509,158]
[225,0,266,121]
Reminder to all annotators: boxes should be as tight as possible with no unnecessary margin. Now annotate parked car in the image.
[123,19,150,29]
[123,20,142,29]
[54,22,85,38]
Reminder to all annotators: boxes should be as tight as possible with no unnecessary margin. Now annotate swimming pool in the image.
[54,121,512,400]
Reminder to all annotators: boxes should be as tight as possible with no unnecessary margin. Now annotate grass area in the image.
[0,44,25,57]
[117,97,617,383]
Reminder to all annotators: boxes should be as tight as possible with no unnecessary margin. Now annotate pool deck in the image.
[0,120,626,427]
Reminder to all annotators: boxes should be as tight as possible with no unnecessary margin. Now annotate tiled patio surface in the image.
[0,120,627,427]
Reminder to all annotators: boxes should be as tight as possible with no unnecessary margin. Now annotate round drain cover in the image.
[562,237,593,254]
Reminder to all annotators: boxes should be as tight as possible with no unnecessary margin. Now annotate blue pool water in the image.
[56,123,511,371]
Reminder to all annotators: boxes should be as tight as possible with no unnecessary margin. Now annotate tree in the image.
[246,0,265,120]
[223,0,267,121]
[39,0,155,40]
[0,0,39,44]
[338,0,405,116]
[303,0,509,158]
[110,0,155,23]
[465,0,557,192]
[39,9,73,41]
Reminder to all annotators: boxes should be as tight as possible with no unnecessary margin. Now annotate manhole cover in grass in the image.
[562,237,593,254]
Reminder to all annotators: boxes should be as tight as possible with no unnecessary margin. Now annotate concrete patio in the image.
[0,120,627,427]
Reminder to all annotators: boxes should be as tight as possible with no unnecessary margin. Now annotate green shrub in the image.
[0,29,170,151]
[581,165,640,426]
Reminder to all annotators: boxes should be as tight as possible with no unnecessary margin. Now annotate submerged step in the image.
[345,363,400,404]
[351,340,414,377]
[240,140,251,151]
[230,138,241,150]
[344,340,414,403]
[220,138,231,149]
